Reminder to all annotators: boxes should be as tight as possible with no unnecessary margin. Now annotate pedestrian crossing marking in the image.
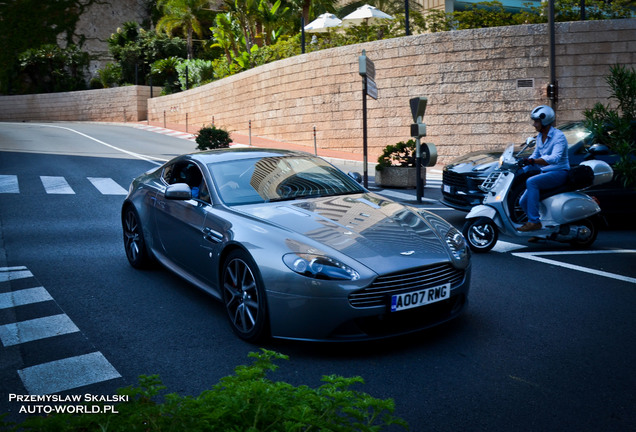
[0,287,52,309]
[0,266,122,394]
[0,176,128,196]
[0,267,33,282]
[40,176,75,194]
[0,175,19,193]
[18,352,121,395]
[87,177,128,195]
[0,314,80,347]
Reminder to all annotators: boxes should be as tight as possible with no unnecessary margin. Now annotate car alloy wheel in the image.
[123,206,151,268]
[222,250,268,342]
[462,217,498,253]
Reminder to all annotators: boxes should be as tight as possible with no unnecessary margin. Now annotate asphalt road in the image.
[1,122,635,431]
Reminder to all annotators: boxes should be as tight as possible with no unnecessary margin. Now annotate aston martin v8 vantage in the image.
[122,148,471,342]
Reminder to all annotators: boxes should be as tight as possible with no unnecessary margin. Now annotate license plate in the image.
[443,184,451,193]
[390,284,450,312]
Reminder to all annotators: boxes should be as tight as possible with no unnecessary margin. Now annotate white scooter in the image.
[462,139,614,253]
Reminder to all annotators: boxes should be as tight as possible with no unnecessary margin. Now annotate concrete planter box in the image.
[374,166,426,188]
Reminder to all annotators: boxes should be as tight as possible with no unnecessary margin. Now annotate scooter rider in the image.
[518,105,570,232]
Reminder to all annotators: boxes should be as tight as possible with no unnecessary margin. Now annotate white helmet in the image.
[531,105,555,126]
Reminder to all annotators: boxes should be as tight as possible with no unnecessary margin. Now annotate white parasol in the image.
[303,13,343,33]
[341,4,394,27]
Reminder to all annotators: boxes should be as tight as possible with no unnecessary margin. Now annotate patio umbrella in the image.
[341,4,394,27]
[303,13,342,33]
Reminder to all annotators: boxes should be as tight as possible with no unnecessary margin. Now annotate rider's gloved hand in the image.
[520,158,535,167]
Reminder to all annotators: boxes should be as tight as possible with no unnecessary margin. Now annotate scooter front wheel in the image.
[463,217,499,253]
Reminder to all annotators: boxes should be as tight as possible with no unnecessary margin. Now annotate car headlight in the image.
[445,227,469,262]
[283,253,360,281]
[415,210,470,269]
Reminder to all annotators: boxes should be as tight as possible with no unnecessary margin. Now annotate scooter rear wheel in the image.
[569,217,598,248]
[463,217,498,253]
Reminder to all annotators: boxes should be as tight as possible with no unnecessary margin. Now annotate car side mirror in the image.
[347,172,362,184]
[165,183,192,200]
[588,143,610,156]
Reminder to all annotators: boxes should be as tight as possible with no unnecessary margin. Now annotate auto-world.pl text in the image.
[9,394,128,414]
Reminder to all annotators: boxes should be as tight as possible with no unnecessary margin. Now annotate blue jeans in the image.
[519,167,569,223]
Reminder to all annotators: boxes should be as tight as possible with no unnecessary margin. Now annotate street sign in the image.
[358,50,375,80]
[366,77,378,100]
[409,97,427,123]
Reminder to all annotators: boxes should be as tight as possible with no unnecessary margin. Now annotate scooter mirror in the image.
[525,137,536,148]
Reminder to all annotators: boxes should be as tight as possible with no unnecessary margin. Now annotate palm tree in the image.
[156,0,210,59]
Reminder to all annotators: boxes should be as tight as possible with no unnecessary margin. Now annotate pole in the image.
[548,0,556,110]
[405,0,410,36]
[362,77,368,188]
[416,136,422,203]
[301,17,306,54]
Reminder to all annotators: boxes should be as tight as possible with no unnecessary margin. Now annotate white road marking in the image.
[0,175,19,193]
[40,176,75,194]
[0,267,33,282]
[87,177,128,195]
[0,314,80,346]
[0,287,52,309]
[512,249,636,284]
[18,352,121,395]
[29,123,165,165]
[493,241,527,253]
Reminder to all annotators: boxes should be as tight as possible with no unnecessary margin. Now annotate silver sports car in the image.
[122,148,471,342]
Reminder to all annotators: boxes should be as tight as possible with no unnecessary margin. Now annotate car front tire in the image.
[122,205,152,269]
[222,249,269,342]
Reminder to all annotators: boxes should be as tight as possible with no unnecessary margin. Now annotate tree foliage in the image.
[0,0,97,94]
[584,64,636,188]
[17,44,90,94]
[106,21,187,86]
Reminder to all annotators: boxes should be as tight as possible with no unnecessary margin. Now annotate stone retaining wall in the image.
[1,19,634,163]
[146,19,636,163]
[0,86,152,123]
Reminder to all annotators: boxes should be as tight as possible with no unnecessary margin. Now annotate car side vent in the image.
[517,79,534,89]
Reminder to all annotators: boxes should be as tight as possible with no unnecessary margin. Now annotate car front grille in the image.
[349,263,465,308]
[442,170,468,188]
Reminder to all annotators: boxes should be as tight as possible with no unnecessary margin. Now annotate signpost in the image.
[409,97,437,203]
[359,50,377,188]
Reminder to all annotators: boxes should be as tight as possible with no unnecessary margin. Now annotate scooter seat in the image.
[539,165,595,200]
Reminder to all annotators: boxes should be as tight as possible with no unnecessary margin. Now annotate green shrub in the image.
[6,350,408,432]
[376,139,417,171]
[195,124,232,150]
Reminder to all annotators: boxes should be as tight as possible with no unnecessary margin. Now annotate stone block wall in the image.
[1,19,634,164]
[0,86,152,123]
[147,19,636,163]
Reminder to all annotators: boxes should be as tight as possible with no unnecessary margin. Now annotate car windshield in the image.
[515,122,593,156]
[559,122,593,147]
[208,155,365,205]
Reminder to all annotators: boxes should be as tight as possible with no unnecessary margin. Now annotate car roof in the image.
[184,147,312,164]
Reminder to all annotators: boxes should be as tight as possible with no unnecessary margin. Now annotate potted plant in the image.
[374,139,425,188]
[195,124,232,150]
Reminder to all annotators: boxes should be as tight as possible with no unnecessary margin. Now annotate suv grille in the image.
[349,263,465,308]
[443,170,468,188]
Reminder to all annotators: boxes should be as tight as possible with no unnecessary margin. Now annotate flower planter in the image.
[374,166,426,188]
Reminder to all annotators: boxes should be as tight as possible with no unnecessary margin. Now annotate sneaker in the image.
[518,221,542,232]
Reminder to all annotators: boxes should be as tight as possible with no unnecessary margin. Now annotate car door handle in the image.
[203,227,223,243]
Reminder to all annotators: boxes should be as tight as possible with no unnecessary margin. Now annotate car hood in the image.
[445,150,502,174]
[235,193,453,274]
